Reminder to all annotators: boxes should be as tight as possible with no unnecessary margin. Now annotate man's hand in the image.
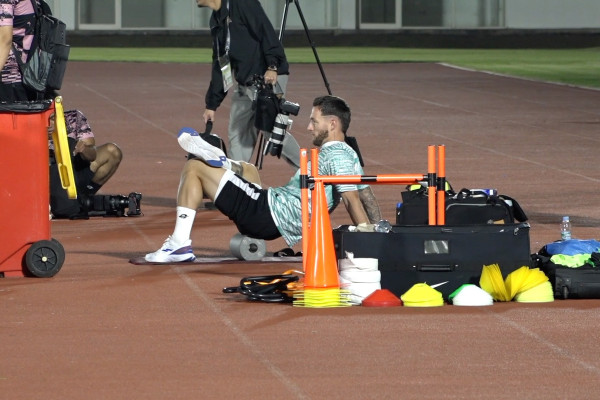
[355,222,375,232]
[73,139,96,161]
[264,69,277,86]
[73,140,86,155]
[203,109,215,125]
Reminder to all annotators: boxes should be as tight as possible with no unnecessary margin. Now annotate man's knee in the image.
[240,162,261,185]
[104,142,123,164]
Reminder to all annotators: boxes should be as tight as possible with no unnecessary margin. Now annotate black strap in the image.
[344,135,364,167]
[11,0,42,72]
[222,274,300,303]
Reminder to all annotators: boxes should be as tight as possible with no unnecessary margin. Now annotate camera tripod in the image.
[278,0,365,167]
[255,0,333,169]
[278,0,332,95]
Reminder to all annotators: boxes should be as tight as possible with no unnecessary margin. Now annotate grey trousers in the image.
[227,75,289,163]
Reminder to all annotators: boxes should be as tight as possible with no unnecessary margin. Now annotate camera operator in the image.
[196,0,290,163]
[48,108,126,218]
[144,95,382,263]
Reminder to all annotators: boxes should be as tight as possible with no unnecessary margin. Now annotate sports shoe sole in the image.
[144,252,196,263]
[178,127,227,168]
[144,243,197,263]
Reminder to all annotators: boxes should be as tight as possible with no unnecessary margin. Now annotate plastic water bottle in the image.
[374,219,392,233]
[560,216,572,241]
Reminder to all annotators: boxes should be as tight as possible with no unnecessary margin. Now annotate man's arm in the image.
[0,26,13,71]
[239,0,287,71]
[73,137,97,162]
[340,190,370,226]
[358,186,382,223]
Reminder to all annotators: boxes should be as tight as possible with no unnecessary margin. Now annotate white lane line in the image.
[79,83,177,137]
[174,268,310,400]
[493,311,600,375]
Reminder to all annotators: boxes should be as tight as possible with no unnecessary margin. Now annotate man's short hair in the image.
[313,95,351,134]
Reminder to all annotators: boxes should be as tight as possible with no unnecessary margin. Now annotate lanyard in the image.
[215,0,230,57]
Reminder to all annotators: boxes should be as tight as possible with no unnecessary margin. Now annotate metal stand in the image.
[279,0,332,95]
[255,0,333,170]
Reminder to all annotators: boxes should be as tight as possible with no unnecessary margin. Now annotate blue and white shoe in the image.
[145,236,196,263]
[178,127,228,168]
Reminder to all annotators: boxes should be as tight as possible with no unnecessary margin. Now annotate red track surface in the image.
[2,62,600,399]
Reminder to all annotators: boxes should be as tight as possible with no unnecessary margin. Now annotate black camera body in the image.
[251,75,299,158]
[278,98,300,117]
[80,192,142,217]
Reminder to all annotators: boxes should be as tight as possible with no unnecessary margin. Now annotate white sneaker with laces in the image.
[145,236,196,263]
[178,127,229,168]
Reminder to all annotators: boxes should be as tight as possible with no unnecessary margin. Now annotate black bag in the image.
[397,187,527,226]
[333,223,532,299]
[538,259,600,299]
[532,244,600,299]
[201,121,227,156]
[12,0,70,93]
[49,138,83,218]
[187,121,228,159]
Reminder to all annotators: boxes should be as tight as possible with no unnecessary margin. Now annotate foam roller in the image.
[229,233,266,261]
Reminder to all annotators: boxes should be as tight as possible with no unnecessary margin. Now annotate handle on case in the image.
[204,120,213,135]
[417,264,457,272]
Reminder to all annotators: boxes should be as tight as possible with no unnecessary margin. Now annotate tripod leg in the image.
[255,130,265,170]
[278,0,292,42]
[292,0,332,95]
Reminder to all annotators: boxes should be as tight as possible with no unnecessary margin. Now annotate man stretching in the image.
[145,95,381,262]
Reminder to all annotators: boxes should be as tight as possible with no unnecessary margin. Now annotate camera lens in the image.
[264,114,289,157]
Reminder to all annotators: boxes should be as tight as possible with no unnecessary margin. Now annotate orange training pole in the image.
[427,145,437,225]
[300,149,309,272]
[436,145,446,225]
[312,174,425,185]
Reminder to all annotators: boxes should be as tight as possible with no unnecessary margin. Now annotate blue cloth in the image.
[545,239,600,256]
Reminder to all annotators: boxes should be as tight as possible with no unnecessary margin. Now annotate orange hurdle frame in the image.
[300,145,446,270]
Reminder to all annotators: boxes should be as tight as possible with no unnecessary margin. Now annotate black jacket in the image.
[205,0,289,110]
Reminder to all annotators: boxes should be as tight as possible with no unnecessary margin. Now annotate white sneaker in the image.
[178,127,228,168]
[145,236,196,263]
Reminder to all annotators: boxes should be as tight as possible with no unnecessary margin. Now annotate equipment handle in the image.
[205,120,213,135]
[417,264,457,272]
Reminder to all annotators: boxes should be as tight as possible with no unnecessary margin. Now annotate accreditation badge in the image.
[219,54,234,92]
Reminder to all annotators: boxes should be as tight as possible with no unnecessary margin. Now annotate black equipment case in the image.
[530,248,600,299]
[397,188,528,226]
[333,223,532,299]
[539,262,600,299]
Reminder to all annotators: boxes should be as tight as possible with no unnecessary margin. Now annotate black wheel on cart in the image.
[25,239,65,277]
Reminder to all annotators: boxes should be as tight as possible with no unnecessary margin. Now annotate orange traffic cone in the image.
[294,180,350,307]
[304,181,338,289]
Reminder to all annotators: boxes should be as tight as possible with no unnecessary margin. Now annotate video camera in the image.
[250,75,299,159]
[79,192,142,217]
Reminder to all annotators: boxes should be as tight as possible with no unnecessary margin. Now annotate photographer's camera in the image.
[79,192,142,218]
[251,75,299,159]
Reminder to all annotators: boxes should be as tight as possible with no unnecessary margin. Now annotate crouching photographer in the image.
[251,75,302,169]
[49,109,142,219]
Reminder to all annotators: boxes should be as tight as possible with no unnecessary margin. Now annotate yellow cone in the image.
[480,264,510,301]
[514,281,554,303]
[401,283,444,307]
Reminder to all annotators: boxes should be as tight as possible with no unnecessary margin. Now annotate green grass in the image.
[70,47,600,88]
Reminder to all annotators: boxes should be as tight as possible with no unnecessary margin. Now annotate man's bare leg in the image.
[89,143,122,185]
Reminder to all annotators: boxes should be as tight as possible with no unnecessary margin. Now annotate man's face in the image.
[47,113,55,136]
[307,107,330,147]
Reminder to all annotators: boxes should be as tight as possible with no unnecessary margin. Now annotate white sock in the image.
[171,206,196,245]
